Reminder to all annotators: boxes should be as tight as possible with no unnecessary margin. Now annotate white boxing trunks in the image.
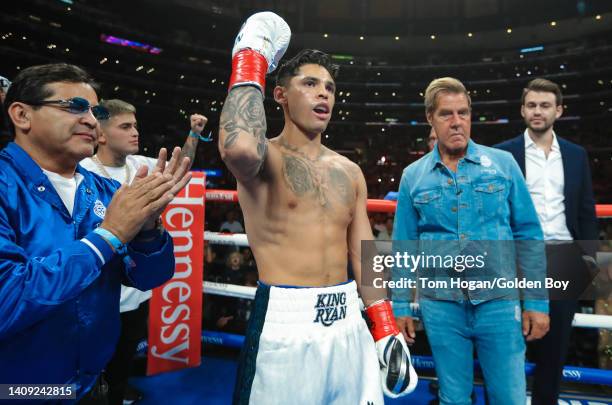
[232,280,383,405]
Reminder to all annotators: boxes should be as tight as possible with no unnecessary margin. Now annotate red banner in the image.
[147,172,205,375]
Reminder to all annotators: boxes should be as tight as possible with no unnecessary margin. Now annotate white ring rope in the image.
[204,232,612,330]
[205,231,249,247]
[204,281,255,300]
[572,313,612,330]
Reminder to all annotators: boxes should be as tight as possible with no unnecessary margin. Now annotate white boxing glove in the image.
[366,299,418,398]
[232,11,291,73]
[229,11,291,94]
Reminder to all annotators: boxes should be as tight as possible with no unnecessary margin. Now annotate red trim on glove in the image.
[228,49,269,93]
[366,300,400,341]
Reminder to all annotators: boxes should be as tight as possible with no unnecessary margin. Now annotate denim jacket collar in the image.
[430,139,482,171]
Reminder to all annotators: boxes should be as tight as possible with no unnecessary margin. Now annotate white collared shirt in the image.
[524,130,573,241]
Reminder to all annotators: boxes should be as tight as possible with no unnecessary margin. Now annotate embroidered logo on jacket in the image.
[480,155,492,167]
[93,200,106,219]
[313,292,347,327]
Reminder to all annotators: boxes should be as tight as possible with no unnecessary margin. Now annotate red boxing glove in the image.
[228,49,268,94]
[366,299,401,341]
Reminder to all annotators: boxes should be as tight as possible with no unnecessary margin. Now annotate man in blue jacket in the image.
[495,78,598,405]
[0,63,191,403]
[392,77,549,405]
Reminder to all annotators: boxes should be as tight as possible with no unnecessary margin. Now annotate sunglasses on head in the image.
[26,97,110,121]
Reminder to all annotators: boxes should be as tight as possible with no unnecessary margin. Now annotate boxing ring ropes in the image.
[202,189,612,387]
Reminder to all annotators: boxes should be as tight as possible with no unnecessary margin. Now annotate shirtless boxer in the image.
[218,11,417,405]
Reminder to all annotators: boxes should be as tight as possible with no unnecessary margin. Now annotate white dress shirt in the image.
[524,130,573,241]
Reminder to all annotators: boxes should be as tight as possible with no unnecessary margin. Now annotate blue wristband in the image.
[189,130,213,142]
[93,228,136,268]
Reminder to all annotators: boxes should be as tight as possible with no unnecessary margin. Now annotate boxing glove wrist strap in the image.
[365,299,400,341]
[228,49,269,94]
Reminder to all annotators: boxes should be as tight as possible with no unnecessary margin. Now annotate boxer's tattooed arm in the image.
[219,87,268,177]
[221,87,267,152]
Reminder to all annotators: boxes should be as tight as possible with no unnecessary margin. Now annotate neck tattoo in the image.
[279,138,323,162]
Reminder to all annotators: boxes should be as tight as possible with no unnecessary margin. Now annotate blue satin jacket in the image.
[0,143,174,402]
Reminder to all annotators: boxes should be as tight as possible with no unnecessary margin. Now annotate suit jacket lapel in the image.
[514,136,526,177]
[558,137,571,200]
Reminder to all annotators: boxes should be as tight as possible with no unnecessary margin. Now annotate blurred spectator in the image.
[376,217,393,240]
[221,251,246,285]
[206,205,225,233]
[0,75,10,103]
[372,213,387,235]
[209,250,253,334]
[220,210,244,233]
[241,247,256,268]
[244,269,258,287]
[369,215,380,238]
[204,244,223,281]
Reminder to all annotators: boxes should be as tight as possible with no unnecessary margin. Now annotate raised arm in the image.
[179,113,208,168]
[219,87,268,183]
[217,11,290,183]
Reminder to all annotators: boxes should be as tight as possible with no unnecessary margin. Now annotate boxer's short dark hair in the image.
[4,63,98,135]
[275,49,339,87]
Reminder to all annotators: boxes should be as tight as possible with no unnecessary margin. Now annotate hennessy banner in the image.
[147,172,205,375]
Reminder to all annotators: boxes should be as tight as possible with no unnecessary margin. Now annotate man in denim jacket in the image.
[392,77,549,405]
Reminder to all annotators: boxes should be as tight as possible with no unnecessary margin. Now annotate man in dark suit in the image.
[494,78,598,405]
